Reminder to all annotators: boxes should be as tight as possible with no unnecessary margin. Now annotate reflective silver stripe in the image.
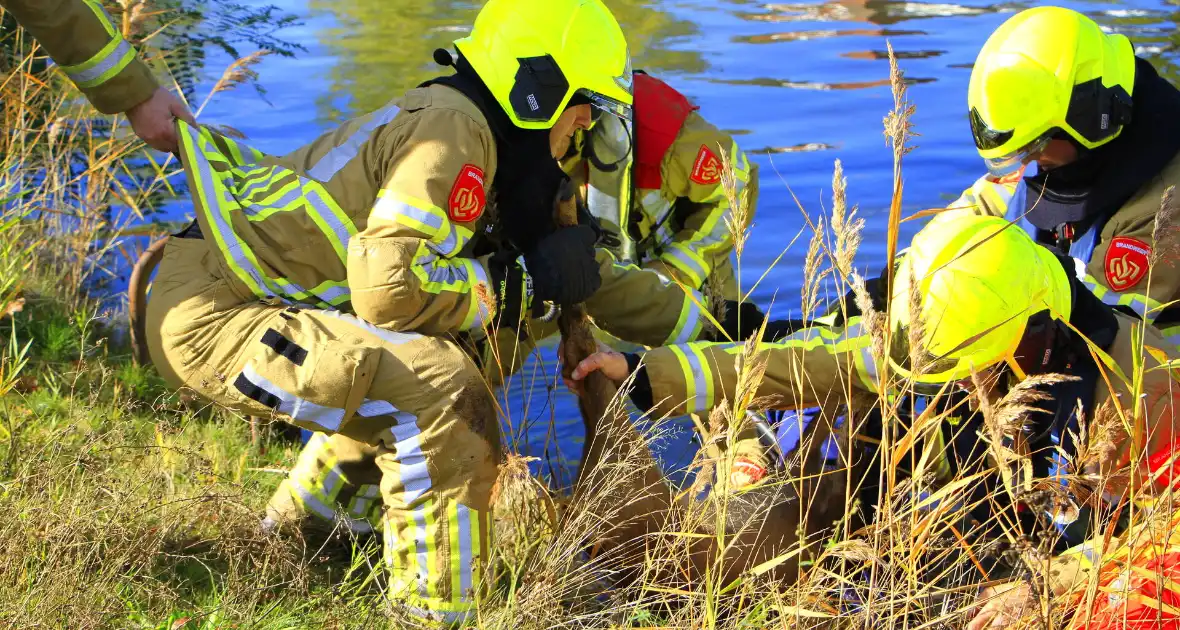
[318,311,419,346]
[386,419,432,504]
[238,171,283,202]
[357,484,381,500]
[357,398,398,418]
[186,124,271,297]
[421,255,470,285]
[456,504,474,598]
[307,105,401,182]
[240,364,346,431]
[322,465,344,497]
[402,606,473,625]
[375,196,446,233]
[242,184,301,218]
[641,190,672,224]
[64,38,132,87]
[1167,331,1180,349]
[665,246,708,283]
[311,283,350,305]
[291,481,339,520]
[655,224,677,249]
[677,345,709,413]
[412,501,430,597]
[307,189,354,253]
[666,290,703,345]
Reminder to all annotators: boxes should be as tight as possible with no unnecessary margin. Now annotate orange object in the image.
[1076,551,1180,630]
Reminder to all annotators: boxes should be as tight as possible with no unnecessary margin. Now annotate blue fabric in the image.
[1005,163,1100,262]
[769,408,842,465]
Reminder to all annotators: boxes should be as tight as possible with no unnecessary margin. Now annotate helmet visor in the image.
[982,131,1053,178]
[581,88,633,122]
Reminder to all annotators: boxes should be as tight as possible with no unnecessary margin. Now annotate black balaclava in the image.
[1023,58,1180,236]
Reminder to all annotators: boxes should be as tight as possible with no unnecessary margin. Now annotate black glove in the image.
[719,300,766,341]
[488,250,537,330]
[523,225,602,305]
[762,318,810,342]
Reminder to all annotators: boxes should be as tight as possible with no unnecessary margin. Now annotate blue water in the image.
[155,0,1180,486]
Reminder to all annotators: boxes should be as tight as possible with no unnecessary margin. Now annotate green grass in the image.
[0,286,394,627]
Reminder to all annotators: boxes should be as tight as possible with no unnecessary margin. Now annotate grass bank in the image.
[1,6,1177,627]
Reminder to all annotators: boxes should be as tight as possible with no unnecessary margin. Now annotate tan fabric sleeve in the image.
[1085,194,1180,319]
[657,112,756,288]
[642,318,878,417]
[945,172,1020,218]
[1,0,157,113]
[347,101,497,335]
[585,249,707,347]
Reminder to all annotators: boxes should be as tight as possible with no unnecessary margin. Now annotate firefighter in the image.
[950,6,1180,349]
[560,71,757,302]
[568,214,1180,617]
[0,0,195,152]
[559,72,768,484]
[144,0,720,622]
[264,69,771,538]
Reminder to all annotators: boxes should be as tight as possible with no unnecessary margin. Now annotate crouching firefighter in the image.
[952,6,1180,349]
[146,0,649,623]
[568,214,1180,625]
[558,72,770,482]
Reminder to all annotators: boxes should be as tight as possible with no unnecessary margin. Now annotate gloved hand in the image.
[488,250,537,329]
[523,225,602,305]
[719,300,766,341]
[762,318,810,342]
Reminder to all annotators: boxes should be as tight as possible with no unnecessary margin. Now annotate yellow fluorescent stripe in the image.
[474,508,487,592]
[87,44,135,88]
[668,345,697,413]
[690,345,715,410]
[81,0,118,36]
[448,502,462,605]
[423,498,439,600]
[181,127,264,298]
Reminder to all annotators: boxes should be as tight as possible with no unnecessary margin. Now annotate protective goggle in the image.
[581,88,633,122]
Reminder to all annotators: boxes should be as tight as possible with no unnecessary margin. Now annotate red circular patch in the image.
[448,164,486,223]
[689,145,723,185]
[1104,236,1152,292]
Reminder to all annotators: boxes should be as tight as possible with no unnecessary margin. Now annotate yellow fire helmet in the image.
[454,0,634,130]
[888,214,1073,385]
[968,6,1136,177]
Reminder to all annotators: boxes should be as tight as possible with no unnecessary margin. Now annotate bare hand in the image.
[562,350,631,396]
[126,87,196,154]
[968,582,1036,630]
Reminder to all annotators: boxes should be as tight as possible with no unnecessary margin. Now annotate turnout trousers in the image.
[146,237,497,624]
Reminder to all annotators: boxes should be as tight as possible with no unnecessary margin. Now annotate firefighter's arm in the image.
[584,249,708,347]
[0,0,157,114]
[945,171,1021,218]
[347,107,495,335]
[657,112,757,289]
[1083,212,1180,323]
[636,318,877,417]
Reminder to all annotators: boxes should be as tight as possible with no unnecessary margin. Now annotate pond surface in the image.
[180,0,1180,485]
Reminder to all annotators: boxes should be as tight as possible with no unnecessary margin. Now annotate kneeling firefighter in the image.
[145,0,714,622]
[952,6,1180,348]
[568,214,1180,626]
